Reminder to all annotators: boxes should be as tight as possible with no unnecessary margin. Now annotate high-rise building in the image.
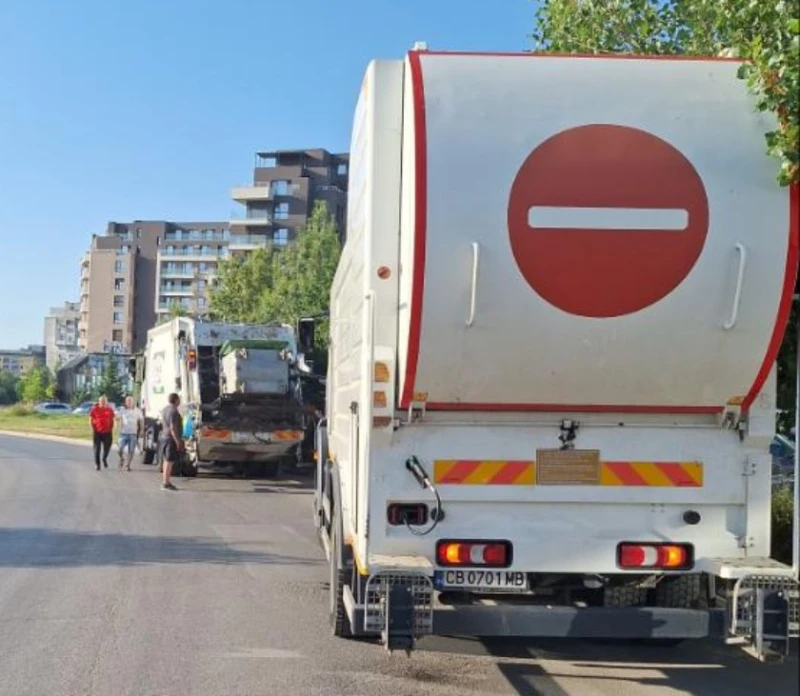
[231,148,349,245]
[43,301,81,371]
[78,149,349,355]
[79,221,229,353]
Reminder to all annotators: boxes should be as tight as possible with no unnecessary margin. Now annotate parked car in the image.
[72,401,117,415]
[34,402,73,415]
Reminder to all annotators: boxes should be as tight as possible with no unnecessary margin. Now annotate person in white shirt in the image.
[116,396,144,471]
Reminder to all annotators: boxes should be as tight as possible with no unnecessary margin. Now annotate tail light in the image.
[617,542,693,570]
[436,540,512,568]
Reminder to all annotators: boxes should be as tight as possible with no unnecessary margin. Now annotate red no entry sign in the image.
[507,124,709,318]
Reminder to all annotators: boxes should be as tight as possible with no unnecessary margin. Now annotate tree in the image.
[96,357,125,404]
[262,201,341,347]
[209,202,342,348]
[209,246,276,323]
[17,366,52,403]
[169,303,190,319]
[0,371,19,405]
[531,0,800,186]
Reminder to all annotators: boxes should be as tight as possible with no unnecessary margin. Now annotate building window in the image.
[198,298,207,311]
[136,228,142,238]
[272,180,290,196]
[112,312,123,325]
[112,329,123,342]
[114,260,125,273]
[156,236,161,246]
[189,229,201,240]
[114,278,125,291]
[118,245,131,255]
[274,202,289,220]
[113,295,124,307]
[273,228,289,246]
[337,163,348,175]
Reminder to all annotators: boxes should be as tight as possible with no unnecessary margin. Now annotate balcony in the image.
[160,247,223,258]
[159,286,194,296]
[228,234,271,250]
[231,184,272,203]
[160,268,196,278]
[230,209,272,227]
[157,301,192,312]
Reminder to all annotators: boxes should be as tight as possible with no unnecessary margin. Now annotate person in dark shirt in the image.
[89,396,115,471]
[159,393,183,491]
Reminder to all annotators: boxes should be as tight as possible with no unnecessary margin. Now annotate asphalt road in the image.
[0,433,797,696]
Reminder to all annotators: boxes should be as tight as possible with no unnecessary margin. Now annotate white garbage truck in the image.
[138,318,310,477]
[311,46,799,659]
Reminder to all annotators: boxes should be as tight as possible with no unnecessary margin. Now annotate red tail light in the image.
[436,540,512,568]
[617,542,693,570]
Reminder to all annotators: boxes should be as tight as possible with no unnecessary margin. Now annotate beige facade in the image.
[0,347,44,377]
[78,241,136,354]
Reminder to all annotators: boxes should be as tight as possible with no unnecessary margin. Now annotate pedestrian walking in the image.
[89,396,115,470]
[116,396,143,471]
[159,393,183,491]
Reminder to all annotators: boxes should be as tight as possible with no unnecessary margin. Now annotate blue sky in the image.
[0,0,536,349]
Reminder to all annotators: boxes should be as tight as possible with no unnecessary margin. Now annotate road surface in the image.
[0,433,796,696]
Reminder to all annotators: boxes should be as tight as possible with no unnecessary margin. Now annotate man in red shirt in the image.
[89,396,115,470]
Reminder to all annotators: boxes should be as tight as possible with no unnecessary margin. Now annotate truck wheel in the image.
[141,448,155,465]
[329,504,353,638]
[656,574,707,609]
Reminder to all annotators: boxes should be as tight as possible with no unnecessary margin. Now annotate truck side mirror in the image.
[298,318,315,354]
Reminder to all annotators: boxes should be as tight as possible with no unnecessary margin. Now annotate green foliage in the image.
[96,358,125,404]
[263,202,341,348]
[169,303,190,319]
[17,366,54,403]
[771,485,794,564]
[209,246,276,324]
[209,201,341,348]
[0,371,19,405]
[531,0,800,186]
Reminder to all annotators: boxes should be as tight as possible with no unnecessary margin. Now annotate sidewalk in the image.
[0,430,92,447]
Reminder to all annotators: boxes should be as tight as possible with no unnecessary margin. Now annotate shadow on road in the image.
[419,636,798,696]
[0,527,319,569]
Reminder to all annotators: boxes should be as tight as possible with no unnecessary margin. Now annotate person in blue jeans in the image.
[116,396,144,471]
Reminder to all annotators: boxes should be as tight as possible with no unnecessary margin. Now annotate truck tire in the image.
[141,448,155,466]
[603,584,648,607]
[656,574,707,609]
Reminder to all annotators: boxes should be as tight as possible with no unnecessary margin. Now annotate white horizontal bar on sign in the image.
[528,206,689,231]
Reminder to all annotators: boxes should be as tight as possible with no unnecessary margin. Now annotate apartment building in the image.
[79,221,228,353]
[0,346,45,377]
[43,301,81,371]
[231,148,349,245]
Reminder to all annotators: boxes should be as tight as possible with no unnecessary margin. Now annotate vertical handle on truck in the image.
[466,242,480,328]
[723,243,747,331]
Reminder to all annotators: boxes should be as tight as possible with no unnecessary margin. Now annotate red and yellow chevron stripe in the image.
[433,459,703,487]
[600,461,703,487]
[434,460,535,485]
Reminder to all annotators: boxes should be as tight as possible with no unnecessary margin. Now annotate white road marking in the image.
[528,206,689,231]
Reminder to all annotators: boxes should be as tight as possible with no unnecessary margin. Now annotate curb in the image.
[0,430,92,447]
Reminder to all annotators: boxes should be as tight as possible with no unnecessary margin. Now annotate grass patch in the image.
[0,407,95,441]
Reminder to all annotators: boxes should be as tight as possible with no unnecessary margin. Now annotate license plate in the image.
[438,569,528,592]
